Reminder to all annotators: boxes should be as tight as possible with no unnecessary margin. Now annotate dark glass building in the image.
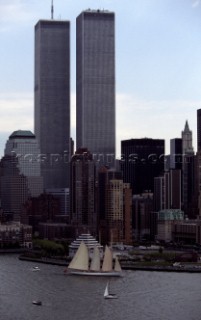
[197,109,201,152]
[76,10,115,166]
[34,20,70,189]
[121,138,165,195]
[170,138,182,170]
[70,148,97,235]
[181,121,197,218]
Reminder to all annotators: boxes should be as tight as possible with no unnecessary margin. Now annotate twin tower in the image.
[34,10,116,190]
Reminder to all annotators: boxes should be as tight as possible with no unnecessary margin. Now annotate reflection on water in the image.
[0,255,201,320]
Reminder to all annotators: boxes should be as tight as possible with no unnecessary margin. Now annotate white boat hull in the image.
[104,295,117,299]
[67,269,122,277]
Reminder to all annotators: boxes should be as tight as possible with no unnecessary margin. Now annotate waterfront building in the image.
[106,179,132,245]
[34,19,70,189]
[0,222,32,248]
[69,233,103,258]
[38,222,75,242]
[0,130,43,217]
[157,209,184,242]
[173,220,197,244]
[132,192,154,241]
[76,10,115,167]
[121,138,165,195]
[97,167,132,245]
[153,169,182,241]
[21,193,61,234]
[70,148,97,235]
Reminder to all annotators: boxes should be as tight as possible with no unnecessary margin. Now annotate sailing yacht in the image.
[66,241,122,277]
[104,281,117,299]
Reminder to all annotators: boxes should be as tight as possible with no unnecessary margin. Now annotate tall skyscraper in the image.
[76,10,115,166]
[181,121,196,218]
[34,20,70,189]
[182,120,194,154]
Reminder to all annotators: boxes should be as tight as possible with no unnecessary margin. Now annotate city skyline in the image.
[0,0,201,158]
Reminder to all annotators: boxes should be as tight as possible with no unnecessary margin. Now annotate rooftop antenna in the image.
[51,0,54,19]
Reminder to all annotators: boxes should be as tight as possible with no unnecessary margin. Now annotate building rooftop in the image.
[9,130,35,139]
[69,233,103,249]
[85,8,111,13]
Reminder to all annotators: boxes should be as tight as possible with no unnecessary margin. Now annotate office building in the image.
[132,192,154,241]
[197,109,201,152]
[197,109,201,217]
[121,138,165,195]
[164,170,181,210]
[106,180,132,244]
[34,19,70,189]
[0,130,43,216]
[46,188,70,218]
[70,148,97,235]
[97,167,132,244]
[154,170,181,211]
[157,209,184,242]
[76,10,115,166]
[154,176,165,212]
[170,138,182,170]
[181,121,196,217]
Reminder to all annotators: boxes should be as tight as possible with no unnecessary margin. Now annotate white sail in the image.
[104,282,109,297]
[68,241,89,271]
[102,246,113,272]
[114,256,122,272]
[90,246,101,271]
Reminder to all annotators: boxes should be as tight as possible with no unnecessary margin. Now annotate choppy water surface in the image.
[0,255,200,320]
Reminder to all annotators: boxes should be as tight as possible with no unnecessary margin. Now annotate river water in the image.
[0,255,200,320]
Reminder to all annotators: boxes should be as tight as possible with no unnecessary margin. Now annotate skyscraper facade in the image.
[76,10,115,166]
[97,167,132,244]
[34,20,70,189]
[121,138,165,195]
[181,121,196,217]
[170,138,182,170]
[0,130,43,216]
[197,109,201,216]
[70,148,97,235]
[197,109,201,152]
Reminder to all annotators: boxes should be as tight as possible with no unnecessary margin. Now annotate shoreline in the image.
[18,255,201,273]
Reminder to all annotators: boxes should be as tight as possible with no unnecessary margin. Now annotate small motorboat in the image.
[32,300,42,306]
[31,266,40,272]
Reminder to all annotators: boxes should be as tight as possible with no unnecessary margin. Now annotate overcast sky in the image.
[0,0,201,158]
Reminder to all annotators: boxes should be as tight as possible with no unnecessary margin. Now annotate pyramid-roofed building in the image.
[69,233,103,258]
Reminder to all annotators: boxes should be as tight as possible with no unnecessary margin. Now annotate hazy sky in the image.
[0,0,201,158]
